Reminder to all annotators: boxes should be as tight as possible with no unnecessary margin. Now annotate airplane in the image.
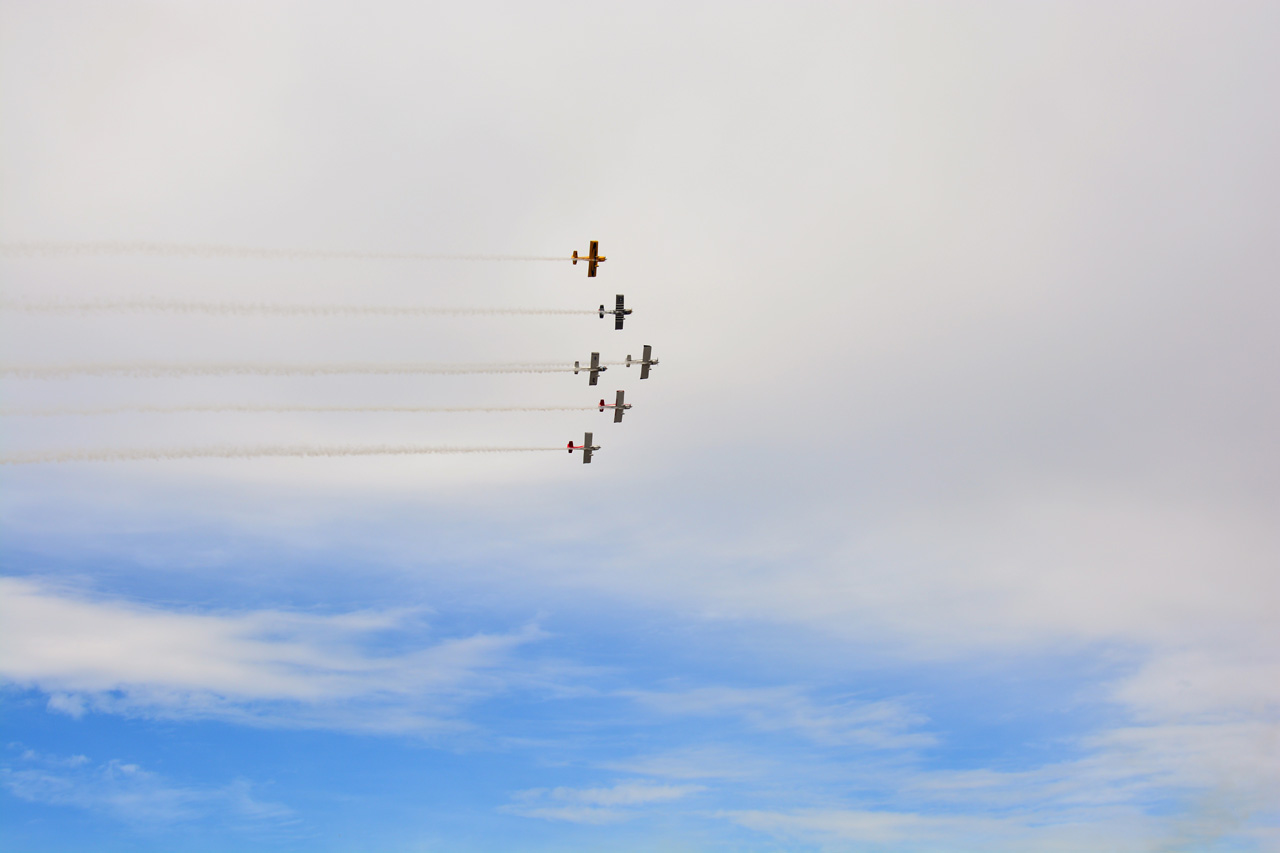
[626,344,659,379]
[567,431,599,463]
[599,390,631,423]
[573,352,607,386]
[572,240,606,277]
[600,294,632,330]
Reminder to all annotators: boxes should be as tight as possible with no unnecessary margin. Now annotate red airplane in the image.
[567,432,599,464]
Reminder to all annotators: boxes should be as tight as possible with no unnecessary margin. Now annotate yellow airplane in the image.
[572,241,606,277]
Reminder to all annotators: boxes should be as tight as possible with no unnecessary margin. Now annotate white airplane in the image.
[598,390,631,423]
[626,345,658,379]
[567,432,600,463]
[573,352,607,386]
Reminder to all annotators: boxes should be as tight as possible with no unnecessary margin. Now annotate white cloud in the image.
[505,781,703,824]
[721,712,1279,850]
[1111,646,1280,723]
[0,1,1276,848]
[721,807,1132,853]
[600,746,768,781]
[0,577,543,734]
[623,685,932,748]
[2,748,292,827]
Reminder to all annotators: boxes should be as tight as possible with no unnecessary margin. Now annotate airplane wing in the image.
[590,241,599,257]
[582,432,594,464]
[640,362,650,380]
[639,344,652,379]
[613,390,625,423]
[614,295,625,330]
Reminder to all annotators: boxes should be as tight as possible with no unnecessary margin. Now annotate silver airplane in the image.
[598,390,631,423]
[600,295,632,330]
[573,352,607,386]
[567,432,600,463]
[626,345,659,379]
[572,240,606,277]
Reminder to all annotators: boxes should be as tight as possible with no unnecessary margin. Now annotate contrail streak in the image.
[0,242,570,262]
[2,362,579,379]
[3,405,594,416]
[2,445,565,465]
[1,300,598,317]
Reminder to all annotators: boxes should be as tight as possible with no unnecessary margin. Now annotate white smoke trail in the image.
[0,242,570,262]
[1,300,597,317]
[2,363,579,379]
[2,445,566,465]
[3,405,595,416]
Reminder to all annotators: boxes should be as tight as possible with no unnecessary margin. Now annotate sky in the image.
[1,2,1278,851]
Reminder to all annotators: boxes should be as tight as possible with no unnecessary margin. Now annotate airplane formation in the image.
[1,239,656,468]
[566,240,657,464]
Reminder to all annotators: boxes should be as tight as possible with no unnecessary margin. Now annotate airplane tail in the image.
[567,441,574,453]
[599,305,605,318]
[574,361,580,374]
[599,399,606,410]
[572,250,579,265]
[626,354,633,367]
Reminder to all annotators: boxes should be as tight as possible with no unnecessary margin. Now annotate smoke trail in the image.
[3,405,595,416]
[1,300,598,317]
[0,242,570,262]
[2,362,580,379]
[2,445,566,465]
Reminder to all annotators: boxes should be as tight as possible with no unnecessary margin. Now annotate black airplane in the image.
[600,295,632,330]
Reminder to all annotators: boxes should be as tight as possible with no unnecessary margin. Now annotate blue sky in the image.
[2,2,1278,851]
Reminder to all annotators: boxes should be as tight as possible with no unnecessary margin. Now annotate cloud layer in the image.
[0,577,541,734]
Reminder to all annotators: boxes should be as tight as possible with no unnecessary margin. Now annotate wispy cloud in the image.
[1,748,292,827]
[721,710,1280,850]
[600,746,769,781]
[0,577,545,735]
[504,781,704,824]
[623,685,933,748]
